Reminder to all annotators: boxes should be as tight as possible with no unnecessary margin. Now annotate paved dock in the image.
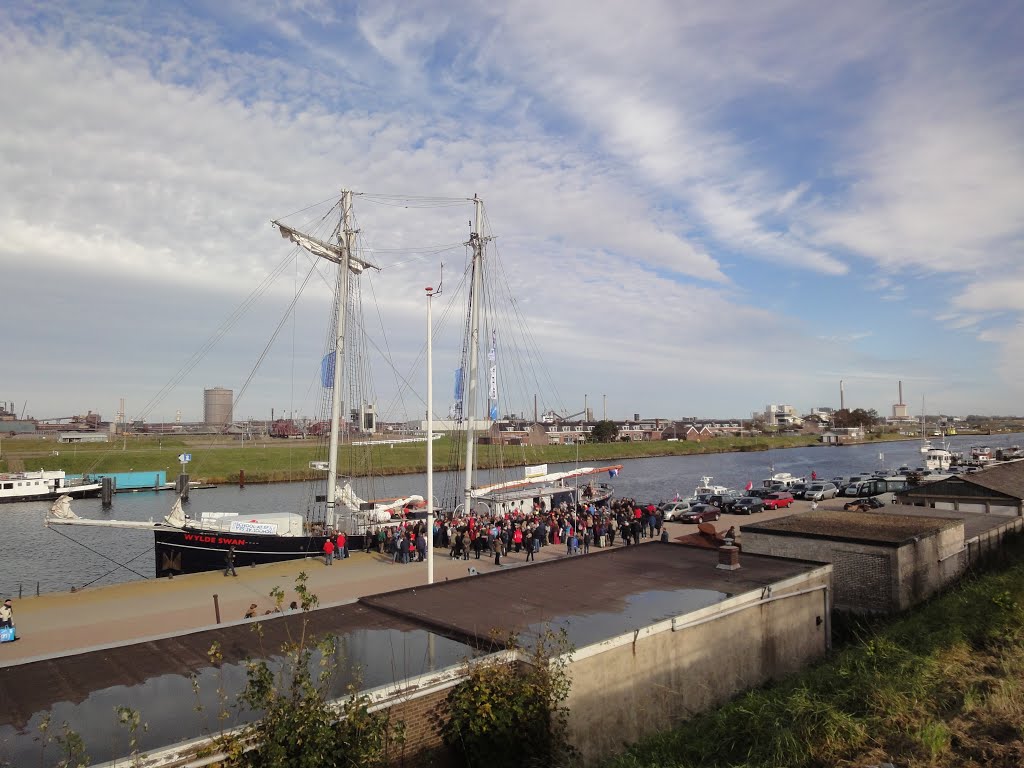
[0,532,635,666]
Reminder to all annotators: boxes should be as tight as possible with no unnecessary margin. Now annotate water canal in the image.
[4,433,1022,597]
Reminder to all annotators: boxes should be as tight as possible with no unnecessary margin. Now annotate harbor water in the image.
[4,433,1022,597]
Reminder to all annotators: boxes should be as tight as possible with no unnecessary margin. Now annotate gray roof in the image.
[898,459,1024,502]
[740,510,960,546]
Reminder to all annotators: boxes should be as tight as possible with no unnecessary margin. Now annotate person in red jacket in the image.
[336,532,348,559]
[322,538,335,565]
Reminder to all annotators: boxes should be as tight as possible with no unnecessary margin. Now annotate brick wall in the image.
[741,533,900,613]
[380,686,452,767]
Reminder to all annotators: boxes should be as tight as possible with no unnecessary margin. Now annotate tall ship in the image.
[46,191,619,575]
[434,195,620,518]
[47,191,422,576]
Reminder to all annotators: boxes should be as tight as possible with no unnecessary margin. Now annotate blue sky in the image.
[1,1,1022,424]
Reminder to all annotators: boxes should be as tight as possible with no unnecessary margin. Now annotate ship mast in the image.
[462,195,485,516]
[272,190,378,530]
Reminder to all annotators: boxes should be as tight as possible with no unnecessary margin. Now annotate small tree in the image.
[590,420,618,443]
[439,629,574,768]
[217,573,402,767]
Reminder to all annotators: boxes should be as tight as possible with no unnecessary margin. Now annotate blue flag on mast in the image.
[321,352,335,388]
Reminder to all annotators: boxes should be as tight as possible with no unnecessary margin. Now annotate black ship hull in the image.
[154,529,366,576]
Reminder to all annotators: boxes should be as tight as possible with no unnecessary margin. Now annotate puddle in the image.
[526,588,730,648]
[0,628,473,767]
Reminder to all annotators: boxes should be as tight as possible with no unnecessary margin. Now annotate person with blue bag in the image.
[0,598,14,642]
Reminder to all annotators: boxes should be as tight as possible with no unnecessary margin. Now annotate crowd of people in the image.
[335,497,669,568]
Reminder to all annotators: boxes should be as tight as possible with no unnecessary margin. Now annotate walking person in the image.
[223,545,238,577]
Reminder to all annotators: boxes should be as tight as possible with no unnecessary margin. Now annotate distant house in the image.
[616,417,666,442]
[486,421,549,447]
[821,427,865,445]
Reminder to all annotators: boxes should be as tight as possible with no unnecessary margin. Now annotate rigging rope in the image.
[46,524,152,582]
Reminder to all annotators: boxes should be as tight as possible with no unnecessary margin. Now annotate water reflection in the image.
[0,628,472,767]
[527,588,728,648]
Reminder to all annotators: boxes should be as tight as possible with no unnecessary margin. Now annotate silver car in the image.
[661,500,695,521]
[805,482,838,501]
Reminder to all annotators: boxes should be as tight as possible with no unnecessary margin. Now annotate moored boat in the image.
[761,471,806,489]
[1,470,101,503]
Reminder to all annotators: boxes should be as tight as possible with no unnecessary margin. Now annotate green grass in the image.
[0,433,830,483]
[604,535,1024,768]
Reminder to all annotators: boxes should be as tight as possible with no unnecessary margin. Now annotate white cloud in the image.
[1,1,1022,420]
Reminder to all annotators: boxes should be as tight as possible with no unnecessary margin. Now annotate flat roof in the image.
[740,510,961,546]
[0,542,826,764]
[360,542,824,647]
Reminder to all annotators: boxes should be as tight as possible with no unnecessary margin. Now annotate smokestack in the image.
[717,545,741,571]
[898,380,904,405]
[840,380,845,411]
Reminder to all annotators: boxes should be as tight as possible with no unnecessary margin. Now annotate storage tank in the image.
[203,387,233,427]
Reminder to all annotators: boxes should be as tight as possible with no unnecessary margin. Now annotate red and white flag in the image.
[744,480,753,491]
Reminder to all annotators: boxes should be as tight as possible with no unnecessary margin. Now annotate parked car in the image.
[804,482,838,501]
[679,504,722,523]
[843,496,886,512]
[744,488,772,499]
[661,500,695,521]
[732,496,765,515]
[762,492,795,510]
[708,493,739,512]
[841,475,873,496]
[789,482,810,499]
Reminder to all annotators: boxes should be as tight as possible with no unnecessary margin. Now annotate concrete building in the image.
[57,432,108,443]
[0,544,832,767]
[203,386,233,427]
[739,510,966,614]
[765,404,801,428]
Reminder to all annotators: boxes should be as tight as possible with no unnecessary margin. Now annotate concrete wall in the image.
[894,523,965,611]
[966,516,1024,564]
[561,566,832,765]
[742,522,966,614]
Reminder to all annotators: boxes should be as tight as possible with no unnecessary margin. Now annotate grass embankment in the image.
[607,539,1024,768]
[0,434,832,484]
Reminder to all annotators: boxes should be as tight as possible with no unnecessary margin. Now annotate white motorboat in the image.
[0,470,101,504]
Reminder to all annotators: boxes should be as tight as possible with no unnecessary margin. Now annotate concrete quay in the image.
[0,528,662,667]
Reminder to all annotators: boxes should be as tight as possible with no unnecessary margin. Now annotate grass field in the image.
[0,433,833,483]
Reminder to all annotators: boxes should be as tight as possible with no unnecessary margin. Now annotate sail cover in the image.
[49,494,78,520]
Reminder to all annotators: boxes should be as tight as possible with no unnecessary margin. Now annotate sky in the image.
[2,1,1023,425]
